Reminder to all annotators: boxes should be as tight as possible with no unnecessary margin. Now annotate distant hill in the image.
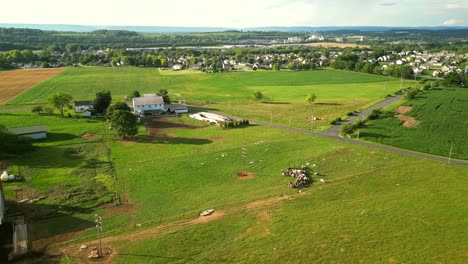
[1,23,467,33]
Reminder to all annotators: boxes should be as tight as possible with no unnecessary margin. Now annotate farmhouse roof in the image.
[8,125,46,136]
[74,101,94,106]
[133,96,164,106]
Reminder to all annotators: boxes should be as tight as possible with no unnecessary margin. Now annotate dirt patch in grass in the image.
[101,203,135,218]
[394,106,420,127]
[237,171,254,180]
[146,117,203,137]
[82,133,100,140]
[395,114,421,127]
[0,68,66,104]
[395,105,412,114]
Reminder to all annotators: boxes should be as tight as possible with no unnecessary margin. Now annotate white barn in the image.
[8,125,47,139]
[132,94,165,115]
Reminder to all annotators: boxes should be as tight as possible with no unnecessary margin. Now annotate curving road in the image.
[193,94,468,167]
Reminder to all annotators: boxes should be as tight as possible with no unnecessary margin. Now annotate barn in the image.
[8,125,47,139]
[132,94,165,116]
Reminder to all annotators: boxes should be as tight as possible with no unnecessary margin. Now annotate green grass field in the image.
[0,67,465,263]
[360,88,468,160]
[7,67,414,131]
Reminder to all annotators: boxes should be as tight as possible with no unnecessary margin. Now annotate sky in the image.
[1,0,467,28]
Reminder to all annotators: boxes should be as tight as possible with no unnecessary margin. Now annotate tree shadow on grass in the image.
[262,101,290,105]
[315,102,343,106]
[155,137,213,145]
[45,132,78,142]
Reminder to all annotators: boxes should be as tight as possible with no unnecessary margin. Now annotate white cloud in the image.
[0,0,467,27]
[443,19,460,25]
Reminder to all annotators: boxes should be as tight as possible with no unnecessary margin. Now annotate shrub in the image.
[340,123,356,135]
[368,108,383,120]
[43,107,53,115]
[404,88,419,100]
[32,106,43,114]
[353,118,365,128]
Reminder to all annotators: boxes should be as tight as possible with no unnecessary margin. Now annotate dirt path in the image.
[44,195,291,262]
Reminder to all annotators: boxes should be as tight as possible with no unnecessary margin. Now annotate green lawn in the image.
[360,88,468,160]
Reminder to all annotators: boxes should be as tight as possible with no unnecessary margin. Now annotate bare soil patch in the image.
[0,68,66,104]
[394,106,420,127]
[82,133,100,140]
[237,171,254,180]
[307,42,370,48]
[395,105,412,114]
[146,117,203,137]
[395,114,421,127]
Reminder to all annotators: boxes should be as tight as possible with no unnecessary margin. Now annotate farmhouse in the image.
[133,94,165,115]
[74,101,94,113]
[8,125,47,139]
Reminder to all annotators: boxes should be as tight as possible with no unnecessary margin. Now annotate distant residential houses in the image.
[375,50,468,77]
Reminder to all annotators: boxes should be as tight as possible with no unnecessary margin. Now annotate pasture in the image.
[360,88,468,160]
[7,67,414,130]
[25,114,465,263]
[0,68,65,105]
[1,67,465,263]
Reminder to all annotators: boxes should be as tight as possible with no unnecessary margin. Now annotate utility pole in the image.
[241,148,247,173]
[448,144,454,164]
[95,214,103,257]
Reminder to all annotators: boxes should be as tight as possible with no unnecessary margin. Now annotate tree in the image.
[253,91,263,101]
[32,106,43,114]
[128,90,140,100]
[106,102,131,120]
[158,89,171,104]
[48,92,73,117]
[94,90,112,114]
[404,88,419,100]
[110,110,138,139]
[305,94,317,104]
[443,71,463,87]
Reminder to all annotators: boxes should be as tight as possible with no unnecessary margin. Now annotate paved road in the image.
[191,94,468,167]
[323,94,404,136]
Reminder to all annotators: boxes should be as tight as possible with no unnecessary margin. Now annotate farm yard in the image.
[0,67,466,263]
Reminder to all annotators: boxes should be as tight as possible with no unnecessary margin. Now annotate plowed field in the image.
[0,68,65,104]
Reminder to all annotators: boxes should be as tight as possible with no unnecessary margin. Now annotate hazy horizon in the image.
[1,0,467,28]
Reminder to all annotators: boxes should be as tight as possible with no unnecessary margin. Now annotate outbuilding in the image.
[8,125,47,139]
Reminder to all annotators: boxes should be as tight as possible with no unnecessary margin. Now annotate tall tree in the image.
[94,90,112,113]
[110,110,138,139]
[106,102,131,121]
[48,92,73,117]
[158,89,171,104]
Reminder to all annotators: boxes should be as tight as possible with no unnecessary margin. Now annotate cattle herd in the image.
[282,166,312,188]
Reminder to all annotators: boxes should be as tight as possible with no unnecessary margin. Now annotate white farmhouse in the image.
[132,94,165,115]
